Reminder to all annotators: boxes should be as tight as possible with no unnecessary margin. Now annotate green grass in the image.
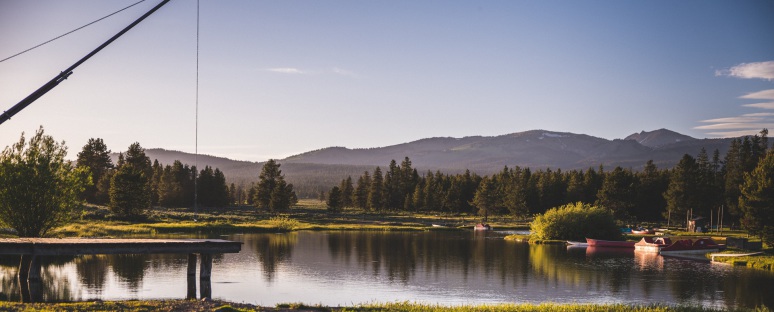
[0,300,769,312]
[710,250,774,271]
[45,200,534,237]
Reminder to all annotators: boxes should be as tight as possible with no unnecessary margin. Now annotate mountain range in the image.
[129,129,736,194]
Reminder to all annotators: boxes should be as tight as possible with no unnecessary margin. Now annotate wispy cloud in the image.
[700,117,765,123]
[701,62,774,138]
[697,89,774,136]
[743,112,774,117]
[267,67,308,75]
[265,67,360,78]
[695,122,774,130]
[743,102,774,109]
[332,67,358,77]
[738,89,774,110]
[740,89,774,100]
[706,130,770,137]
[716,61,774,81]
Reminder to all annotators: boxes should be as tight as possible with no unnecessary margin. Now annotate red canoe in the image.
[586,238,636,248]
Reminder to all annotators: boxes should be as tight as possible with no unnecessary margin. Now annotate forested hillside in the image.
[125,129,737,198]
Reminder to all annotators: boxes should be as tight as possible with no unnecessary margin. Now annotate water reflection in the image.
[247,233,297,281]
[0,256,77,302]
[1,231,772,309]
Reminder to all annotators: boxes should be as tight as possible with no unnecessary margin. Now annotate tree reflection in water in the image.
[75,255,109,291]
[1,232,773,309]
[0,256,76,302]
[247,232,297,281]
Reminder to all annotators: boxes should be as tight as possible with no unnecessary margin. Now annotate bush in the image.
[267,216,300,231]
[530,202,622,241]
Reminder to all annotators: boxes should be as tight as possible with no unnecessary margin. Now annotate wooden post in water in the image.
[17,255,42,303]
[200,253,212,299]
[18,255,40,281]
[18,255,30,280]
[187,254,197,299]
[187,254,198,277]
[27,256,41,281]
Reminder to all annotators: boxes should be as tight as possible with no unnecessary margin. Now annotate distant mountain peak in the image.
[624,129,696,148]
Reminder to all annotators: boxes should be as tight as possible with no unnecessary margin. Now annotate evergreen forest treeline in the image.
[77,139,296,214]
[326,130,772,232]
[76,129,772,241]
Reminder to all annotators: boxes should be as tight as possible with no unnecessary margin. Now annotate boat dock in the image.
[0,238,242,301]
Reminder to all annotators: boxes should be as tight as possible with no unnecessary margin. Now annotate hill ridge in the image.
[112,129,736,197]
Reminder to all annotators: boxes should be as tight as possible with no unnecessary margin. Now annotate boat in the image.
[631,227,655,235]
[567,241,588,247]
[634,237,673,253]
[659,238,720,255]
[585,238,636,248]
[635,237,721,255]
[474,223,491,231]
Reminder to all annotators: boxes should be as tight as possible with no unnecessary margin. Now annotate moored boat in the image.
[635,237,721,255]
[585,238,636,248]
[659,238,720,255]
[567,241,589,247]
[634,237,673,253]
[474,223,492,231]
[631,228,655,235]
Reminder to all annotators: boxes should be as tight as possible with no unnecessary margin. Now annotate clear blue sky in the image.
[1,0,773,162]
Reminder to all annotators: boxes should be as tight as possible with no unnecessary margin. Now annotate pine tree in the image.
[723,138,744,220]
[339,176,354,207]
[739,150,774,245]
[472,177,497,222]
[400,157,417,207]
[634,160,668,221]
[76,138,114,204]
[109,143,152,216]
[384,160,402,210]
[327,186,343,212]
[368,167,384,211]
[197,166,215,207]
[565,170,585,203]
[254,160,296,211]
[412,180,425,211]
[664,154,700,226]
[597,166,637,221]
[150,159,162,206]
[229,183,237,206]
[213,168,229,206]
[503,167,529,218]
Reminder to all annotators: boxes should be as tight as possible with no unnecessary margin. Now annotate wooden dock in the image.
[0,238,242,301]
[0,238,242,255]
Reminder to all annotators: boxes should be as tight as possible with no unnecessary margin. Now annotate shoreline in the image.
[0,299,761,312]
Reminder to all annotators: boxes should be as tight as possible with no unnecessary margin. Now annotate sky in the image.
[1,0,773,162]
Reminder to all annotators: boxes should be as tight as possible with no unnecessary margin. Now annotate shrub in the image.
[530,202,622,241]
[267,216,300,231]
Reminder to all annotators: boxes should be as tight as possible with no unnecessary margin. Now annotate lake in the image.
[1,230,772,309]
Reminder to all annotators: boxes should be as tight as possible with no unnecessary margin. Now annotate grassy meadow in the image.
[49,199,530,237]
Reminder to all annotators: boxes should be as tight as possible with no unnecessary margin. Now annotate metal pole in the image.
[0,0,170,125]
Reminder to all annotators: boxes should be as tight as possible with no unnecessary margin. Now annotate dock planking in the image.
[0,238,242,255]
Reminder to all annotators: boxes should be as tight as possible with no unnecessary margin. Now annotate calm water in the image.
[1,231,773,309]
